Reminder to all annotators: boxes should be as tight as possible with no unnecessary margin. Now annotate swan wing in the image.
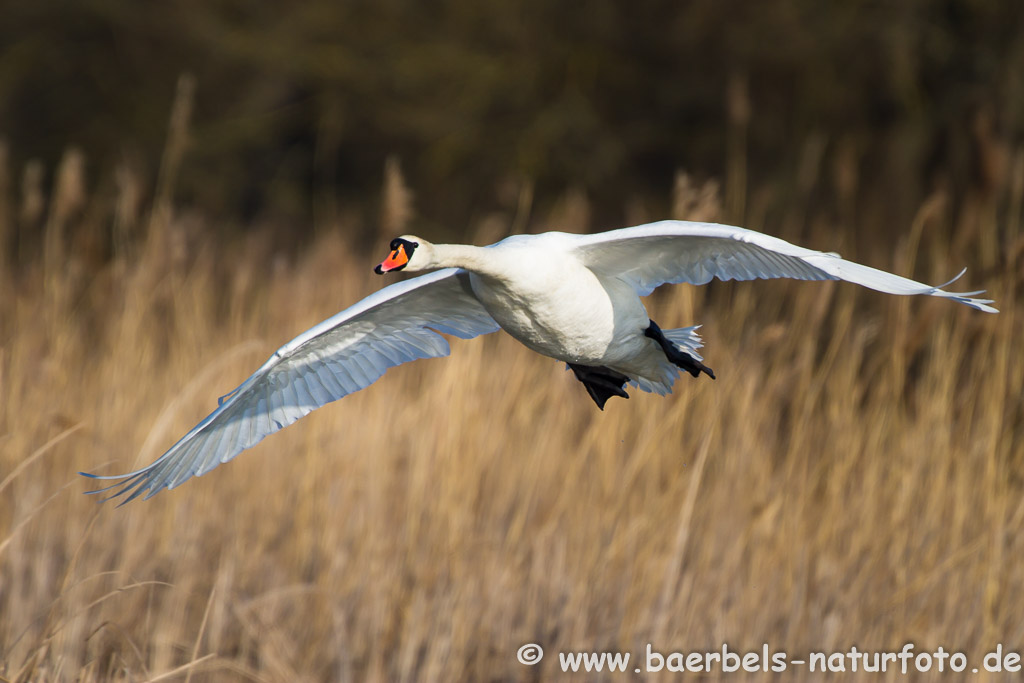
[81,268,499,504]
[569,220,997,312]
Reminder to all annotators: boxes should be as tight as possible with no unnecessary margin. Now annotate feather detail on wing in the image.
[81,268,499,504]
[569,220,997,312]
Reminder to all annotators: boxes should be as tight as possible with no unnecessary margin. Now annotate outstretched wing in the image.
[568,220,997,312]
[82,268,499,504]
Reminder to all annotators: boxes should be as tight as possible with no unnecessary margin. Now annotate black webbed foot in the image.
[645,320,716,379]
[568,363,631,410]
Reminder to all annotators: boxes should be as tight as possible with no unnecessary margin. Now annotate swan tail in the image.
[660,324,705,360]
[646,321,716,380]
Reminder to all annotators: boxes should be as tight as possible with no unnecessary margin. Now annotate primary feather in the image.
[83,269,498,504]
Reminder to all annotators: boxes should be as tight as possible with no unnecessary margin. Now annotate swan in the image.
[82,220,997,504]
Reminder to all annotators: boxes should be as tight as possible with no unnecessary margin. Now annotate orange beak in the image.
[374,243,409,274]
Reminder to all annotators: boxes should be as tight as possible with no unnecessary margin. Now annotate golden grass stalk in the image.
[0,149,1019,682]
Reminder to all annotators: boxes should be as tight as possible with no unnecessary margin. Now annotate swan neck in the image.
[430,243,490,271]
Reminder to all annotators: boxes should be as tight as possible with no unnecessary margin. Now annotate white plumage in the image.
[82,221,996,503]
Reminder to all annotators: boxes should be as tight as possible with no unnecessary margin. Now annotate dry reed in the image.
[0,141,1021,683]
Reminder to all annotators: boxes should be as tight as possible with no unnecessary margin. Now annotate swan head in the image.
[374,236,433,274]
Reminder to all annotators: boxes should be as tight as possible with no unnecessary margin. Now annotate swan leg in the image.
[568,363,630,410]
[645,320,716,380]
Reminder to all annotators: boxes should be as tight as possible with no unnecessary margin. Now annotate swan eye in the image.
[389,238,419,253]
[375,238,418,273]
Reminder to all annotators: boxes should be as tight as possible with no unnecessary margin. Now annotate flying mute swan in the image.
[82,220,997,504]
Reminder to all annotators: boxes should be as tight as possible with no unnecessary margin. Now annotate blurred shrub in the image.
[0,0,1021,239]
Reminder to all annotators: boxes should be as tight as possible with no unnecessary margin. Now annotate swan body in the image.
[476,254,669,385]
[82,220,997,504]
[465,237,648,365]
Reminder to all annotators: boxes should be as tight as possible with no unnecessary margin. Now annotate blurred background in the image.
[3,0,1022,247]
[1,1,1022,681]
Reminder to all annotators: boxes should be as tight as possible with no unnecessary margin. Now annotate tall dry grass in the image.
[1,136,1022,682]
